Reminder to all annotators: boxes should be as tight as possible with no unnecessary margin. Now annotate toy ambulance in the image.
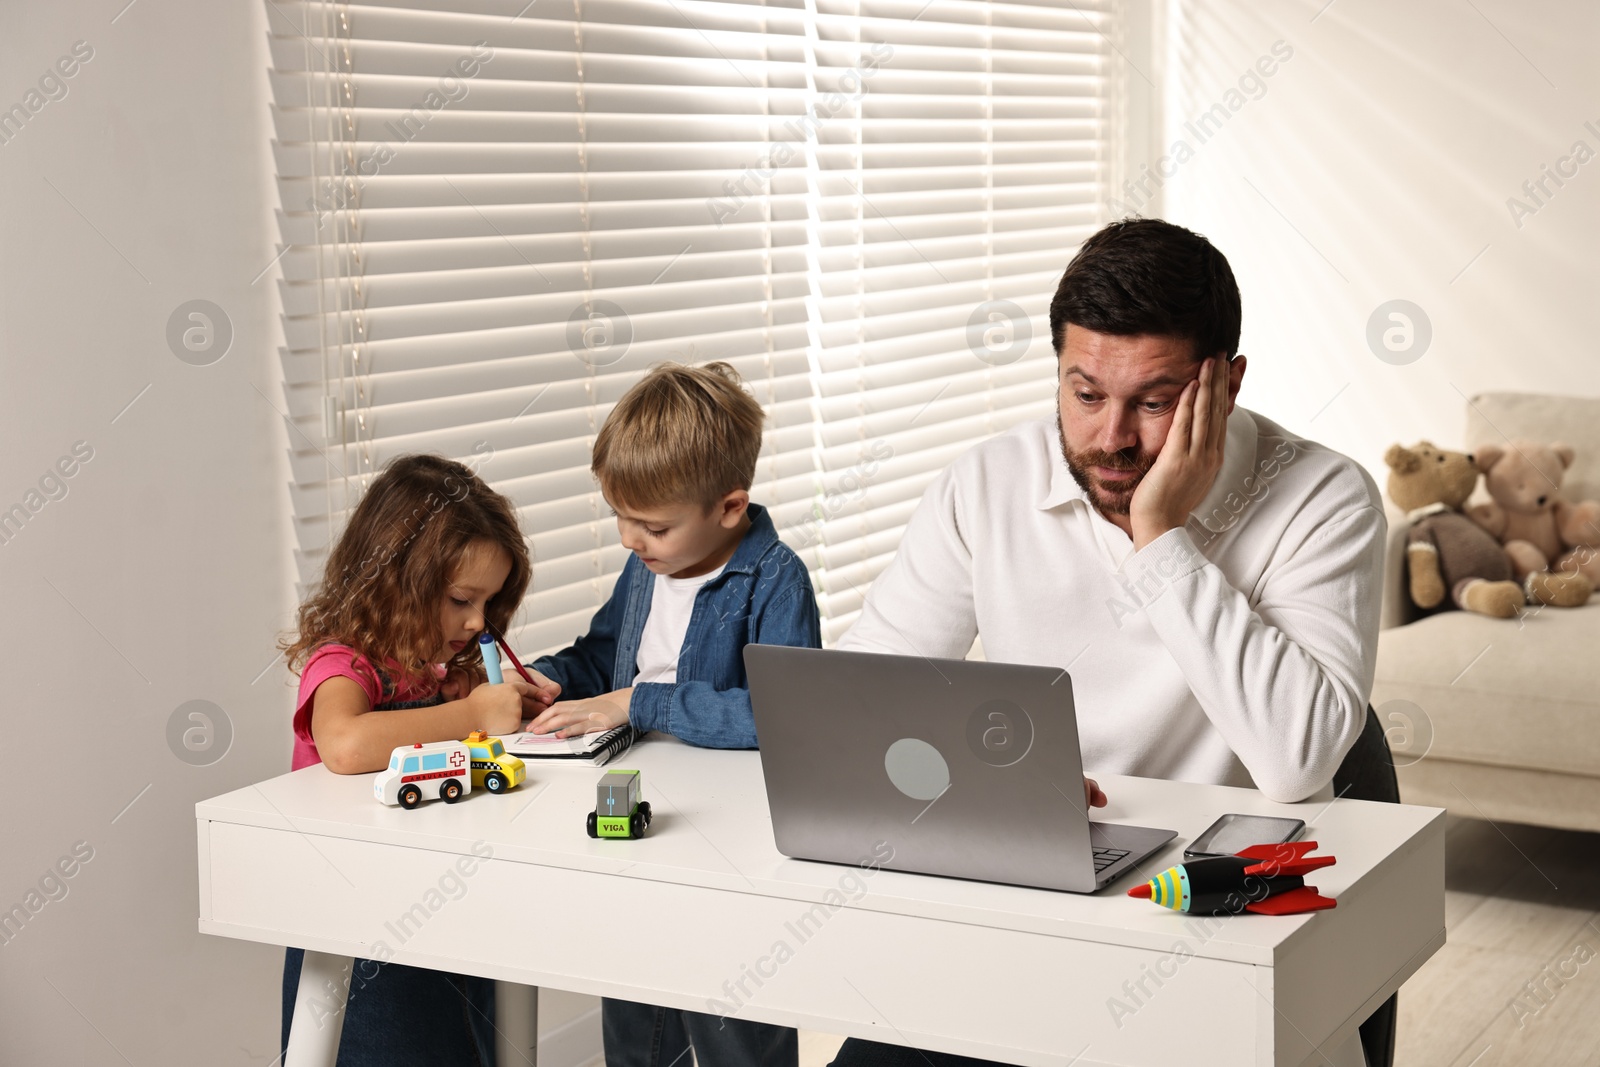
[375,740,472,808]
[586,769,652,839]
[463,730,525,794]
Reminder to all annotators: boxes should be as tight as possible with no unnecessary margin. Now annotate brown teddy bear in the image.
[1385,442,1526,617]
[1469,441,1600,600]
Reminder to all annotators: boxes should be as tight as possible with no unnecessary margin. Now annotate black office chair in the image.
[1330,705,1400,1067]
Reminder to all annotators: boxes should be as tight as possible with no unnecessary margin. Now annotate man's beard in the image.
[1056,404,1157,519]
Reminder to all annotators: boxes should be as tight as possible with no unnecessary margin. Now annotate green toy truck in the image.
[586,769,652,839]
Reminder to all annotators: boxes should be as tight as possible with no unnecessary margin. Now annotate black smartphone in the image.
[1184,813,1306,860]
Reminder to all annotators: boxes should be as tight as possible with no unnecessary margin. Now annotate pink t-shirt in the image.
[291,644,447,770]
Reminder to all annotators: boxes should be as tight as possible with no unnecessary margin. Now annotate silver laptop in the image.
[744,645,1178,893]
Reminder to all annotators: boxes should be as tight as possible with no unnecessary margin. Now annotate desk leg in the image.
[495,982,539,1065]
[285,951,352,1067]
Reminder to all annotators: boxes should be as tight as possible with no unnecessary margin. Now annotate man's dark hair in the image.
[1048,218,1241,360]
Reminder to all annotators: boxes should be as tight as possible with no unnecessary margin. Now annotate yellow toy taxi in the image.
[463,730,525,795]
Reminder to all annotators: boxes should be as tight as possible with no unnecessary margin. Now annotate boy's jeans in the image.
[602,998,797,1067]
[281,946,496,1066]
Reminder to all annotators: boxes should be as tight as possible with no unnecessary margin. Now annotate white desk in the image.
[196,738,1444,1067]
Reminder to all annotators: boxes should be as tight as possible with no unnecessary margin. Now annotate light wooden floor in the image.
[796,815,1600,1067]
[1394,815,1600,1067]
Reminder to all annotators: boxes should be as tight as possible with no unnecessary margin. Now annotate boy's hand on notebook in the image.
[521,665,563,706]
[526,688,633,739]
[1085,777,1107,809]
[467,678,551,735]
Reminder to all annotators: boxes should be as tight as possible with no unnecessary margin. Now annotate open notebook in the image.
[501,723,637,766]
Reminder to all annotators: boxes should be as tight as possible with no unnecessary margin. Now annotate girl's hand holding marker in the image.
[436,634,560,735]
[463,676,549,736]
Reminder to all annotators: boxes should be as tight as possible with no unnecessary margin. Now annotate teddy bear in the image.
[1469,441,1600,600]
[1385,441,1528,617]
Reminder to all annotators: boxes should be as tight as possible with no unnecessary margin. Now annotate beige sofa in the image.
[1373,392,1600,833]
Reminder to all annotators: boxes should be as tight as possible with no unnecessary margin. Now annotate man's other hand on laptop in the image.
[1085,777,1107,810]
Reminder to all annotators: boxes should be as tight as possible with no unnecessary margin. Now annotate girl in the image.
[278,453,558,1066]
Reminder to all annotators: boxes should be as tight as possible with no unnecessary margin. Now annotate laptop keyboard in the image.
[1092,846,1131,872]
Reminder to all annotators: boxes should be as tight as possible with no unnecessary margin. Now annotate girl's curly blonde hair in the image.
[281,454,530,689]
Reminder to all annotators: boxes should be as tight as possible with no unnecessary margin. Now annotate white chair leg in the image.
[285,950,353,1067]
[1329,1031,1369,1067]
[495,982,540,1066]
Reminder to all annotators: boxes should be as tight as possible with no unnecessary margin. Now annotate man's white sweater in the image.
[837,407,1387,803]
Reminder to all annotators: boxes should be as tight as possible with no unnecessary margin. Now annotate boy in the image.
[524,360,818,1067]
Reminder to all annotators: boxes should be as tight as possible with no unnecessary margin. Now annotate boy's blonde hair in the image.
[592,361,765,512]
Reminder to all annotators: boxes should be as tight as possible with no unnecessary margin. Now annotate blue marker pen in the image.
[479,633,503,685]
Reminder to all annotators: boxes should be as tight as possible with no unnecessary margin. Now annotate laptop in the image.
[744,645,1178,893]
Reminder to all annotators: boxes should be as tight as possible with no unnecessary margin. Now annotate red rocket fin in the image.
[1235,840,1336,877]
[1228,844,1318,857]
[1242,855,1335,876]
[1235,839,1319,860]
[1244,886,1337,915]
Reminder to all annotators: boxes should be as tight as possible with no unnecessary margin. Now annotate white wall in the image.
[0,5,604,1062]
[1148,0,1598,487]
[0,1,298,1062]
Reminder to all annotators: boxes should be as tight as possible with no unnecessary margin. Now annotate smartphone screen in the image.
[1185,814,1305,859]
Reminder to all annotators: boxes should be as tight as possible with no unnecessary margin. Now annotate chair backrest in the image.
[1333,705,1399,805]
[1465,392,1600,505]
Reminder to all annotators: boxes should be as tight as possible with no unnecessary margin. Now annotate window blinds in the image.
[268,0,1115,654]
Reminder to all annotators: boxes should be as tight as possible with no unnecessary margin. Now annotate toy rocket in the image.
[1127,841,1337,916]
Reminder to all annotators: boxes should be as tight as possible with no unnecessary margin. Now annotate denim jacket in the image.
[526,504,821,749]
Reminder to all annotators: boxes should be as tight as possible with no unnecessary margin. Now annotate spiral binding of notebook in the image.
[502,724,637,766]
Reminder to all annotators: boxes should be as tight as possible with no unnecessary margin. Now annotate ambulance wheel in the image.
[441,780,463,803]
[485,772,508,794]
[629,812,646,839]
[637,801,653,826]
[399,785,422,810]
[586,812,598,838]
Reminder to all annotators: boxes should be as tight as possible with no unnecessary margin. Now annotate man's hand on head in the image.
[1128,355,1232,551]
